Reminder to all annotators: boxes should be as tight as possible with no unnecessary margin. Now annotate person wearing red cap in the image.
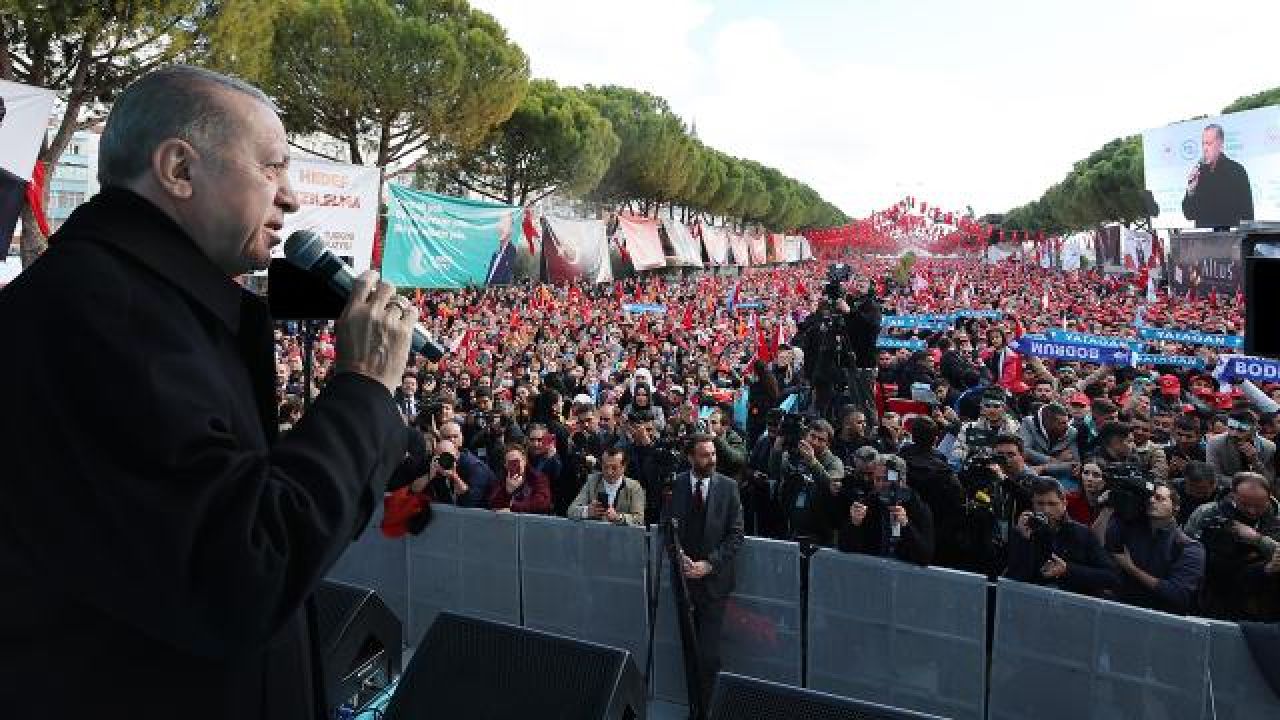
[1155,374,1186,414]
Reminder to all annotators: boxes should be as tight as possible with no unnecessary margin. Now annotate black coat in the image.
[0,188,407,719]
[1181,154,1253,229]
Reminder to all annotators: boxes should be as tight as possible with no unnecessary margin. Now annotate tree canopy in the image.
[261,0,529,167]
[431,79,620,205]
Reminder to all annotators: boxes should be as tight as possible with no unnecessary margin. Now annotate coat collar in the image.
[52,186,248,334]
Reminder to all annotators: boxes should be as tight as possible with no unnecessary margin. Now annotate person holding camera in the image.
[768,417,845,544]
[426,436,493,508]
[567,446,646,527]
[837,454,935,565]
[797,269,881,422]
[1167,414,1207,482]
[1103,482,1205,615]
[705,406,748,480]
[622,411,673,526]
[951,388,1021,464]
[1005,479,1117,598]
[1184,472,1280,620]
[1207,410,1277,486]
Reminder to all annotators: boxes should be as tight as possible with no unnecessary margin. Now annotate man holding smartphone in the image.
[567,446,646,526]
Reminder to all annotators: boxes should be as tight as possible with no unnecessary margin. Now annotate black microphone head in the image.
[284,230,327,270]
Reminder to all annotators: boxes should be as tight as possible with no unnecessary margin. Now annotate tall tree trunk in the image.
[18,206,46,267]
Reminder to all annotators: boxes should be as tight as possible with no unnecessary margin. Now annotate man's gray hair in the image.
[98,64,276,187]
[808,419,835,438]
[1204,123,1226,142]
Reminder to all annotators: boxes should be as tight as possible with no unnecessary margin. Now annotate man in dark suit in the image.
[484,210,516,285]
[1182,123,1254,229]
[0,65,416,719]
[662,433,745,706]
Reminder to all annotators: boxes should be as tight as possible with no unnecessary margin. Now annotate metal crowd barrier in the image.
[807,549,988,720]
[327,509,1280,718]
[990,579,1210,720]
[648,535,802,704]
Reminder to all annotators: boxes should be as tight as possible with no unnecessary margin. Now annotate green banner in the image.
[381,184,524,289]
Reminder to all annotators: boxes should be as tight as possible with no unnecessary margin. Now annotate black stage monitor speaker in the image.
[1244,227,1280,358]
[708,673,946,720]
[384,612,646,720]
[314,580,403,714]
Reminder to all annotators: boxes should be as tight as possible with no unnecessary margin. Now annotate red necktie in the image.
[693,479,705,513]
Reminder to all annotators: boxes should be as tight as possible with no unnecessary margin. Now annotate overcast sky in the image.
[470,0,1280,219]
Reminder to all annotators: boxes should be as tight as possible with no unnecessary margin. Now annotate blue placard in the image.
[952,309,1005,320]
[877,336,927,351]
[1137,326,1244,349]
[621,303,667,314]
[882,314,949,330]
[1047,329,1146,352]
[1132,353,1205,370]
[1011,336,1132,365]
[1214,355,1280,383]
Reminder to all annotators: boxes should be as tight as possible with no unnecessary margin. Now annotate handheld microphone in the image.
[283,230,446,360]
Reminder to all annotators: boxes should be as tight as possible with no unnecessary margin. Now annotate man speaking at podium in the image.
[0,66,415,719]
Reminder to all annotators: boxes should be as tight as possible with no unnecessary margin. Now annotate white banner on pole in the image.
[275,156,380,271]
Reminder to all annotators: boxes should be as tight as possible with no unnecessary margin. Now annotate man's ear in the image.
[151,138,197,199]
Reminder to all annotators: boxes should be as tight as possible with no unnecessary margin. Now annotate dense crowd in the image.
[273,255,1279,622]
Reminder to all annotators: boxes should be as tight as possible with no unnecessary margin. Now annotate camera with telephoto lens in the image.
[779,412,808,453]
[824,263,852,301]
[1103,462,1154,522]
[959,447,1002,505]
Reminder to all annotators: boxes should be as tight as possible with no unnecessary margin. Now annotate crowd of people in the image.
[274,255,1279,623]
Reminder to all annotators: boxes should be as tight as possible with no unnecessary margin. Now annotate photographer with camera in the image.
[469,400,526,476]
[837,454,935,565]
[1207,410,1277,486]
[567,446,646,527]
[706,406,748,480]
[992,433,1046,518]
[425,435,492,509]
[768,416,845,544]
[1184,471,1280,620]
[951,388,1021,464]
[1103,481,1205,615]
[796,265,881,422]
[1005,479,1117,598]
[622,410,680,526]
[556,402,605,516]
[1167,415,1207,482]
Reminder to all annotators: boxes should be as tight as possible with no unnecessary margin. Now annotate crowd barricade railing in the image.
[404,504,522,645]
[806,549,988,720]
[518,514,650,666]
[989,579,1210,720]
[648,534,803,704]
[1204,619,1280,718]
[326,510,1280,718]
